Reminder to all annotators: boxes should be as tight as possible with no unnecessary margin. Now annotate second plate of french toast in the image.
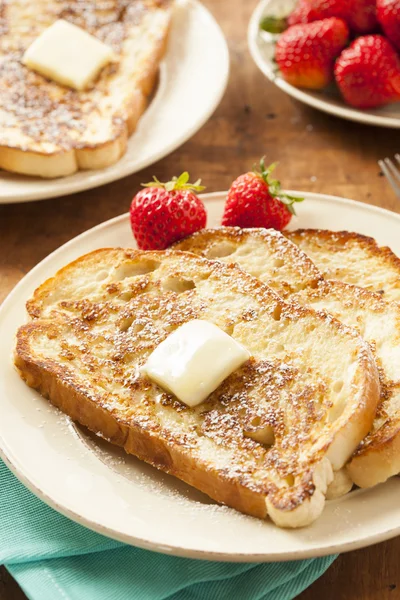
[0,0,229,203]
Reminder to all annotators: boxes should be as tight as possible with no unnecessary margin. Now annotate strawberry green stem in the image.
[254,157,304,216]
[260,15,288,34]
[142,172,205,193]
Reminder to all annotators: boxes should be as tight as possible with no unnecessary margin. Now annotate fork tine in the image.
[395,153,400,166]
[384,158,400,185]
[379,159,400,199]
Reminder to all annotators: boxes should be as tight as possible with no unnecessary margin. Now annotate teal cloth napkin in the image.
[0,460,337,600]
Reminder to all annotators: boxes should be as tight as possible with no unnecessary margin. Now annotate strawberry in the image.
[334,35,400,108]
[288,0,348,26]
[377,0,400,50]
[288,0,377,34]
[221,159,303,231]
[275,18,349,89]
[130,173,206,250]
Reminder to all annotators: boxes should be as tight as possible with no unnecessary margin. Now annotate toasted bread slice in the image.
[0,1,171,178]
[175,228,400,489]
[15,249,379,528]
[286,230,400,303]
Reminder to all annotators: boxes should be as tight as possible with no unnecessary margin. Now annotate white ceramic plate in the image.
[248,0,400,129]
[0,1,229,204]
[2,191,400,562]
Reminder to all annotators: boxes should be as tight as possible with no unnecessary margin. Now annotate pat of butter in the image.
[22,19,114,91]
[143,320,251,407]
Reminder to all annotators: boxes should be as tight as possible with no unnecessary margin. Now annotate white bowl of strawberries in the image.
[248,0,400,128]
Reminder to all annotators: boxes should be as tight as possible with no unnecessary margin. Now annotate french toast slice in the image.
[0,0,172,178]
[15,249,379,528]
[175,228,400,489]
[286,230,400,303]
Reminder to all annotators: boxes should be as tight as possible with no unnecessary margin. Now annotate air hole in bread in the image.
[115,260,160,280]
[120,288,149,301]
[95,269,109,282]
[273,258,284,268]
[162,278,196,293]
[333,380,344,393]
[119,317,134,332]
[327,398,345,423]
[272,305,282,321]
[224,323,234,336]
[275,343,285,353]
[206,242,237,259]
[131,322,145,334]
[286,474,295,487]
[120,290,135,301]
[245,420,275,445]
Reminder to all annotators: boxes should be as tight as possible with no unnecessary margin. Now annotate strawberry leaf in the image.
[141,173,206,193]
[278,194,304,215]
[253,157,304,216]
[260,15,287,34]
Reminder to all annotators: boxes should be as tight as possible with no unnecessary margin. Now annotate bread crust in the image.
[285,228,400,487]
[176,227,400,491]
[14,248,380,527]
[15,325,268,519]
[287,229,400,275]
[286,229,400,302]
[347,423,400,488]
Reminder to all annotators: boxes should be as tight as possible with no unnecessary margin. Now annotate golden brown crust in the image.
[178,228,400,490]
[348,421,400,487]
[15,248,380,526]
[15,323,268,518]
[286,229,400,288]
[284,229,400,487]
[174,227,323,297]
[15,324,269,517]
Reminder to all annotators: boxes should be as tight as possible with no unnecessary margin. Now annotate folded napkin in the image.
[0,460,336,600]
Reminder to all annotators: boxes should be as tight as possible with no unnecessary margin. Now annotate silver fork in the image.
[378,154,400,199]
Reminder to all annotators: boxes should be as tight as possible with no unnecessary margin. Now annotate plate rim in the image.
[247,0,400,129]
[2,190,400,562]
[0,0,230,204]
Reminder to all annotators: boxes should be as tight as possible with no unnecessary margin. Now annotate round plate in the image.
[248,0,400,129]
[1,192,400,562]
[0,0,229,204]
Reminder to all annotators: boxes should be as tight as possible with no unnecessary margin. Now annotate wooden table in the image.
[1,1,400,598]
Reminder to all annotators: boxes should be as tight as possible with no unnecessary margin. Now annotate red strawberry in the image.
[377,0,400,50]
[275,18,349,89]
[222,159,303,231]
[130,173,206,250]
[335,35,400,108]
[288,0,347,26]
[288,0,377,34]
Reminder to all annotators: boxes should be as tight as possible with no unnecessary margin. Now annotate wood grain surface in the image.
[1,0,400,598]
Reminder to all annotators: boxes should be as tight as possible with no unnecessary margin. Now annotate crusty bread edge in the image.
[15,248,381,526]
[347,428,400,488]
[288,229,400,487]
[16,321,378,529]
[176,229,390,491]
[286,229,400,278]
[26,248,141,319]
[0,24,169,178]
[14,321,269,521]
